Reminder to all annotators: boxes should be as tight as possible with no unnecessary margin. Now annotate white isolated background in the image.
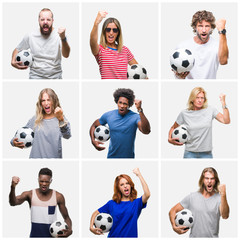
[161,81,237,159]
[2,2,79,79]
[161,2,238,79]
[81,2,159,79]
[81,81,158,159]
[2,161,79,237]
[161,160,238,238]
[82,160,158,238]
[2,81,79,159]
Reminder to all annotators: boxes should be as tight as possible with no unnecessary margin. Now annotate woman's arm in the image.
[215,93,230,124]
[133,168,150,204]
[90,11,108,56]
[89,210,103,235]
[168,122,183,145]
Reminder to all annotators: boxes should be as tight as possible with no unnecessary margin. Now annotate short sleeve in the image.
[98,200,111,214]
[126,46,134,63]
[180,194,190,209]
[211,106,219,119]
[16,34,30,51]
[99,112,108,125]
[136,114,141,125]
[95,45,104,63]
[176,111,184,125]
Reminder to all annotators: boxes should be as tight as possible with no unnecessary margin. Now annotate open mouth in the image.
[44,106,51,113]
[124,189,129,195]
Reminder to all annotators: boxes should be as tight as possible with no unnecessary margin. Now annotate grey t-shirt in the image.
[12,116,71,158]
[176,106,219,152]
[180,191,221,238]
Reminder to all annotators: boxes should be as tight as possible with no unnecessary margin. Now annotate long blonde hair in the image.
[187,87,208,110]
[100,17,123,52]
[35,88,61,127]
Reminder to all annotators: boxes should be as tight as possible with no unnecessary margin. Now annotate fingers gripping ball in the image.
[94,213,113,233]
[49,220,68,237]
[175,209,194,230]
[94,125,110,142]
[170,49,195,73]
[171,125,188,144]
[15,127,34,148]
[127,64,147,79]
[16,50,34,67]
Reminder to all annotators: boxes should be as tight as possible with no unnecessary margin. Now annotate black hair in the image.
[38,168,52,177]
[113,88,135,107]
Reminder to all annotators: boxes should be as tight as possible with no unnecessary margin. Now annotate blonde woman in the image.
[90,11,138,79]
[11,88,71,158]
[168,87,230,158]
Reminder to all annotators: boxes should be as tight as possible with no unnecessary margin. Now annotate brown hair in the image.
[198,167,220,193]
[191,10,216,33]
[112,174,137,203]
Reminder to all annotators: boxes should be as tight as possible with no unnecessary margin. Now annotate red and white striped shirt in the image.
[95,45,134,79]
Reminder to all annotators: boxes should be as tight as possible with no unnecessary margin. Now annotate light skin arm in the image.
[57,192,73,237]
[173,70,190,79]
[9,176,31,206]
[11,48,28,70]
[133,168,150,204]
[135,100,151,134]
[218,184,230,219]
[168,122,183,145]
[89,210,103,235]
[90,11,108,56]
[129,58,138,66]
[215,93,230,124]
[58,28,70,58]
[89,119,105,151]
[169,203,189,234]
[216,19,228,65]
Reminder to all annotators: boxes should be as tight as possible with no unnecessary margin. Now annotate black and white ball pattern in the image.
[127,64,147,79]
[16,50,33,67]
[94,213,113,233]
[175,209,194,229]
[49,220,68,237]
[94,125,110,142]
[14,127,34,148]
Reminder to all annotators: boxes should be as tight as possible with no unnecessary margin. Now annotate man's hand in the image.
[173,70,190,79]
[57,228,73,238]
[13,138,25,149]
[58,27,66,40]
[134,99,142,111]
[54,107,64,122]
[92,140,105,151]
[11,176,20,187]
[218,184,226,196]
[216,19,226,31]
[11,59,28,70]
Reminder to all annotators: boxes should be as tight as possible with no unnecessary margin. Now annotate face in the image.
[195,20,212,43]
[203,172,216,193]
[105,22,119,46]
[119,178,131,198]
[39,10,53,36]
[41,92,53,115]
[193,92,205,110]
[117,97,129,115]
[38,174,52,193]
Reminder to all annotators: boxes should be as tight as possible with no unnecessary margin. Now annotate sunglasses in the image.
[105,28,119,33]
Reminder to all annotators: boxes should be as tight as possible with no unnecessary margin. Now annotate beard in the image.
[196,29,212,43]
[40,24,52,36]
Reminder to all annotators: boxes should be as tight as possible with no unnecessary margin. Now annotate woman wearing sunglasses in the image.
[90,11,138,79]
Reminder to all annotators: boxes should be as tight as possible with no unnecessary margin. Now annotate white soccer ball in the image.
[16,50,33,67]
[49,220,68,237]
[171,125,188,144]
[14,127,34,148]
[175,209,194,229]
[94,213,113,233]
[94,125,110,142]
[127,64,147,79]
[170,48,195,73]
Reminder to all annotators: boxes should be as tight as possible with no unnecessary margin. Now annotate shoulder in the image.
[56,191,65,203]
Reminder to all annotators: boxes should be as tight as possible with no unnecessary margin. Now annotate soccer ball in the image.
[127,64,147,79]
[14,127,34,148]
[16,50,33,67]
[170,48,195,73]
[49,220,68,237]
[94,213,113,233]
[175,209,194,229]
[171,125,188,144]
[94,125,110,142]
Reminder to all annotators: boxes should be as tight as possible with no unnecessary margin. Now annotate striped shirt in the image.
[95,45,134,79]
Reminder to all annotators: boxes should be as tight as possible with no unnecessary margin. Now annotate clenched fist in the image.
[58,27,66,40]
[54,107,64,121]
[11,176,20,187]
[218,184,226,196]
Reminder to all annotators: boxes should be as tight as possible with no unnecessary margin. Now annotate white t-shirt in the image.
[176,36,219,79]
[176,106,219,152]
[16,28,62,79]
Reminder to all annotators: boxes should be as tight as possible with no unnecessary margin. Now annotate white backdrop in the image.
[3,81,79,159]
[161,2,238,79]
[81,2,159,79]
[2,2,79,79]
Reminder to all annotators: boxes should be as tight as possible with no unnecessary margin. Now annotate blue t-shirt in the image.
[99,109,140,158]
[98,197,147,238]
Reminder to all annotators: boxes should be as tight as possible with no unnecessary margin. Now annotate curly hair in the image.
[112,174,137,203]
[187,87,208,110]
[191,10,216,33]
[38,167,52,177]
[113,88,135,107]
[35,88,61,127]
[100,17,123,52]
[198,167,220,193]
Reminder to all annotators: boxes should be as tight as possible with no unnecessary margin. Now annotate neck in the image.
[202,189,215,198]
[43,113,55,119]
[107,43,117,49]
[121,196,130,201]
[194,35,209,45]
